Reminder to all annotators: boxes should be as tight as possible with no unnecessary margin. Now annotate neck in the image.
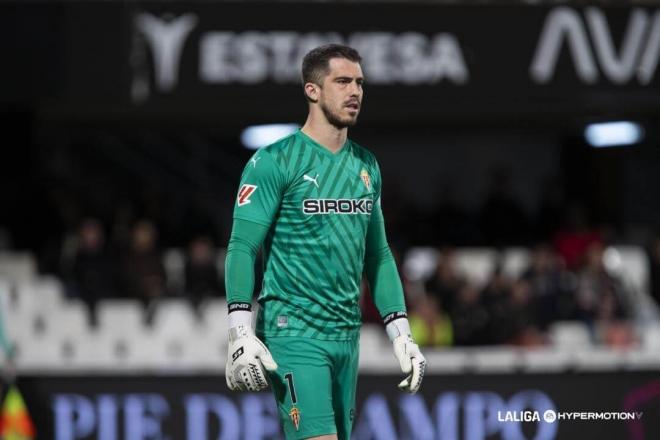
[300,111,348,153]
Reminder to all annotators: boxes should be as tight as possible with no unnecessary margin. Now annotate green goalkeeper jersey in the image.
[233,130,383,340]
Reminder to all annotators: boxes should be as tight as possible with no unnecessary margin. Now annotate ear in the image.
[304,82,320,103]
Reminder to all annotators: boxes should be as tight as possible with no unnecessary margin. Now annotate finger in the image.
[398,376,410,391]
[409,358,425,394]
[225,362,235,390]
[394,339,413,374]
[258,349,278,371]
[226,373,236,391]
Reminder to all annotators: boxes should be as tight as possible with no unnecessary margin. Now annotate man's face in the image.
[316,58,364,128]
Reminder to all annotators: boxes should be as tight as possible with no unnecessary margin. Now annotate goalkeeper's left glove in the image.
[385,313,426,394]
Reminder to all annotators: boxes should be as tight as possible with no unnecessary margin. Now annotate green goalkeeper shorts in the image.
[262,335,359,440]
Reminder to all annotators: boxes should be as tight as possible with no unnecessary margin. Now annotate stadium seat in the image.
[200,298,228,338]
[549,321,593,350]
[151,299,199,337]
[0,252,36,285]
[15,277,64,314]
[96,299,145,334]
[402,247,439,282]
[624,325,660,370]
[149,299,216,371]
[359,324,386,357]
[502,248,530,279]
[521,348,571,372]
[574,348,624,371]
[470,347,520,373]
[67,329,159,371]
[454,248,498,287]
[45,299,91,340]
[92,300,159,370]
[14,336,64,372]
[423,348,469,373]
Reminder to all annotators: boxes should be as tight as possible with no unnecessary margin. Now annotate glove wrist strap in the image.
[385,315,412,342]
[228,309,253,341]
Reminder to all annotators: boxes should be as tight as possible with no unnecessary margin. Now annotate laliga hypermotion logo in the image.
[237,184,257,206]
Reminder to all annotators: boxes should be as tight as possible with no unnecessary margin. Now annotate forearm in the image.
[365,245,406,317]
[364,207,406,319]
[224,218,270,306]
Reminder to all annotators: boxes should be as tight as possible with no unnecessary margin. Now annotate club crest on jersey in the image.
[289,406,301,431]
[237,184,257,206]
[360,169,371,190]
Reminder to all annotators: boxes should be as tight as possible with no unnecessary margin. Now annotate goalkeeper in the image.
[224,44,426,440]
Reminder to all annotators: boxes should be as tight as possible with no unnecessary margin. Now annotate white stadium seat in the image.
[454,248,498,287]
[0,252,36,285]
[152,299,199,336]
[97,299,145,335]
[200,298,228,338]
[549,321,593,350]
[502,248,530,279]
[521,348,571,372]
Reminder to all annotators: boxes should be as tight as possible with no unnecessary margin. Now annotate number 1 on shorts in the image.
[284,372,298,404]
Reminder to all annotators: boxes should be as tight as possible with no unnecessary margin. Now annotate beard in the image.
[320,101,359,129]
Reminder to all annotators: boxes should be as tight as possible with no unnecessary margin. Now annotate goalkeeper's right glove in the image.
[225,308,277,392]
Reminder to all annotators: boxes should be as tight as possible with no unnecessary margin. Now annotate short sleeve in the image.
[232,150,286,227]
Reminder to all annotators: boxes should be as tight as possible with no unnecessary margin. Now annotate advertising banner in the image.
[2,3,659,123]
[9,371,660,439]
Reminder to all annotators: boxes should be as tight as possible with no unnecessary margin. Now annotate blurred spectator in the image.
[522,244,578,328]
[409,294,453,347]
[120,220,167,304]
[575,242,628,326]
[185,236,223,305]
[649,234,660,308]
[553,203,602,270]
[67,218,116,307]
[505,280,545,347]
[425,247,465,313]
[482,265,514,344]
[450,284,490,346]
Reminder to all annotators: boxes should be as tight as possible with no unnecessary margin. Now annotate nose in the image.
[349,80,361,97]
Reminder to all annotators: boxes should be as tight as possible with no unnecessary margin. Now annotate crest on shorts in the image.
[289,406,301,431]
[360,169,371,190]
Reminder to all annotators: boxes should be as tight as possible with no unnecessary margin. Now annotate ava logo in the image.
[531,7,660,84]
[237,184,257,206]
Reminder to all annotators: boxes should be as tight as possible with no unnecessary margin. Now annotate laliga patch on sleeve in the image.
[237,184,257,206]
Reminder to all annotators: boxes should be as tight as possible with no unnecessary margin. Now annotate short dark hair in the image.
[302,44,362,87]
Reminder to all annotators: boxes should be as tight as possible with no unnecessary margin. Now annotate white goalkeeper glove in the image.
[226,310,277,392]
[386,315,426,394]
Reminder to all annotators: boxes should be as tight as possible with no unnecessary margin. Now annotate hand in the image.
[392,334,426,394]
[226,325,277,391]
